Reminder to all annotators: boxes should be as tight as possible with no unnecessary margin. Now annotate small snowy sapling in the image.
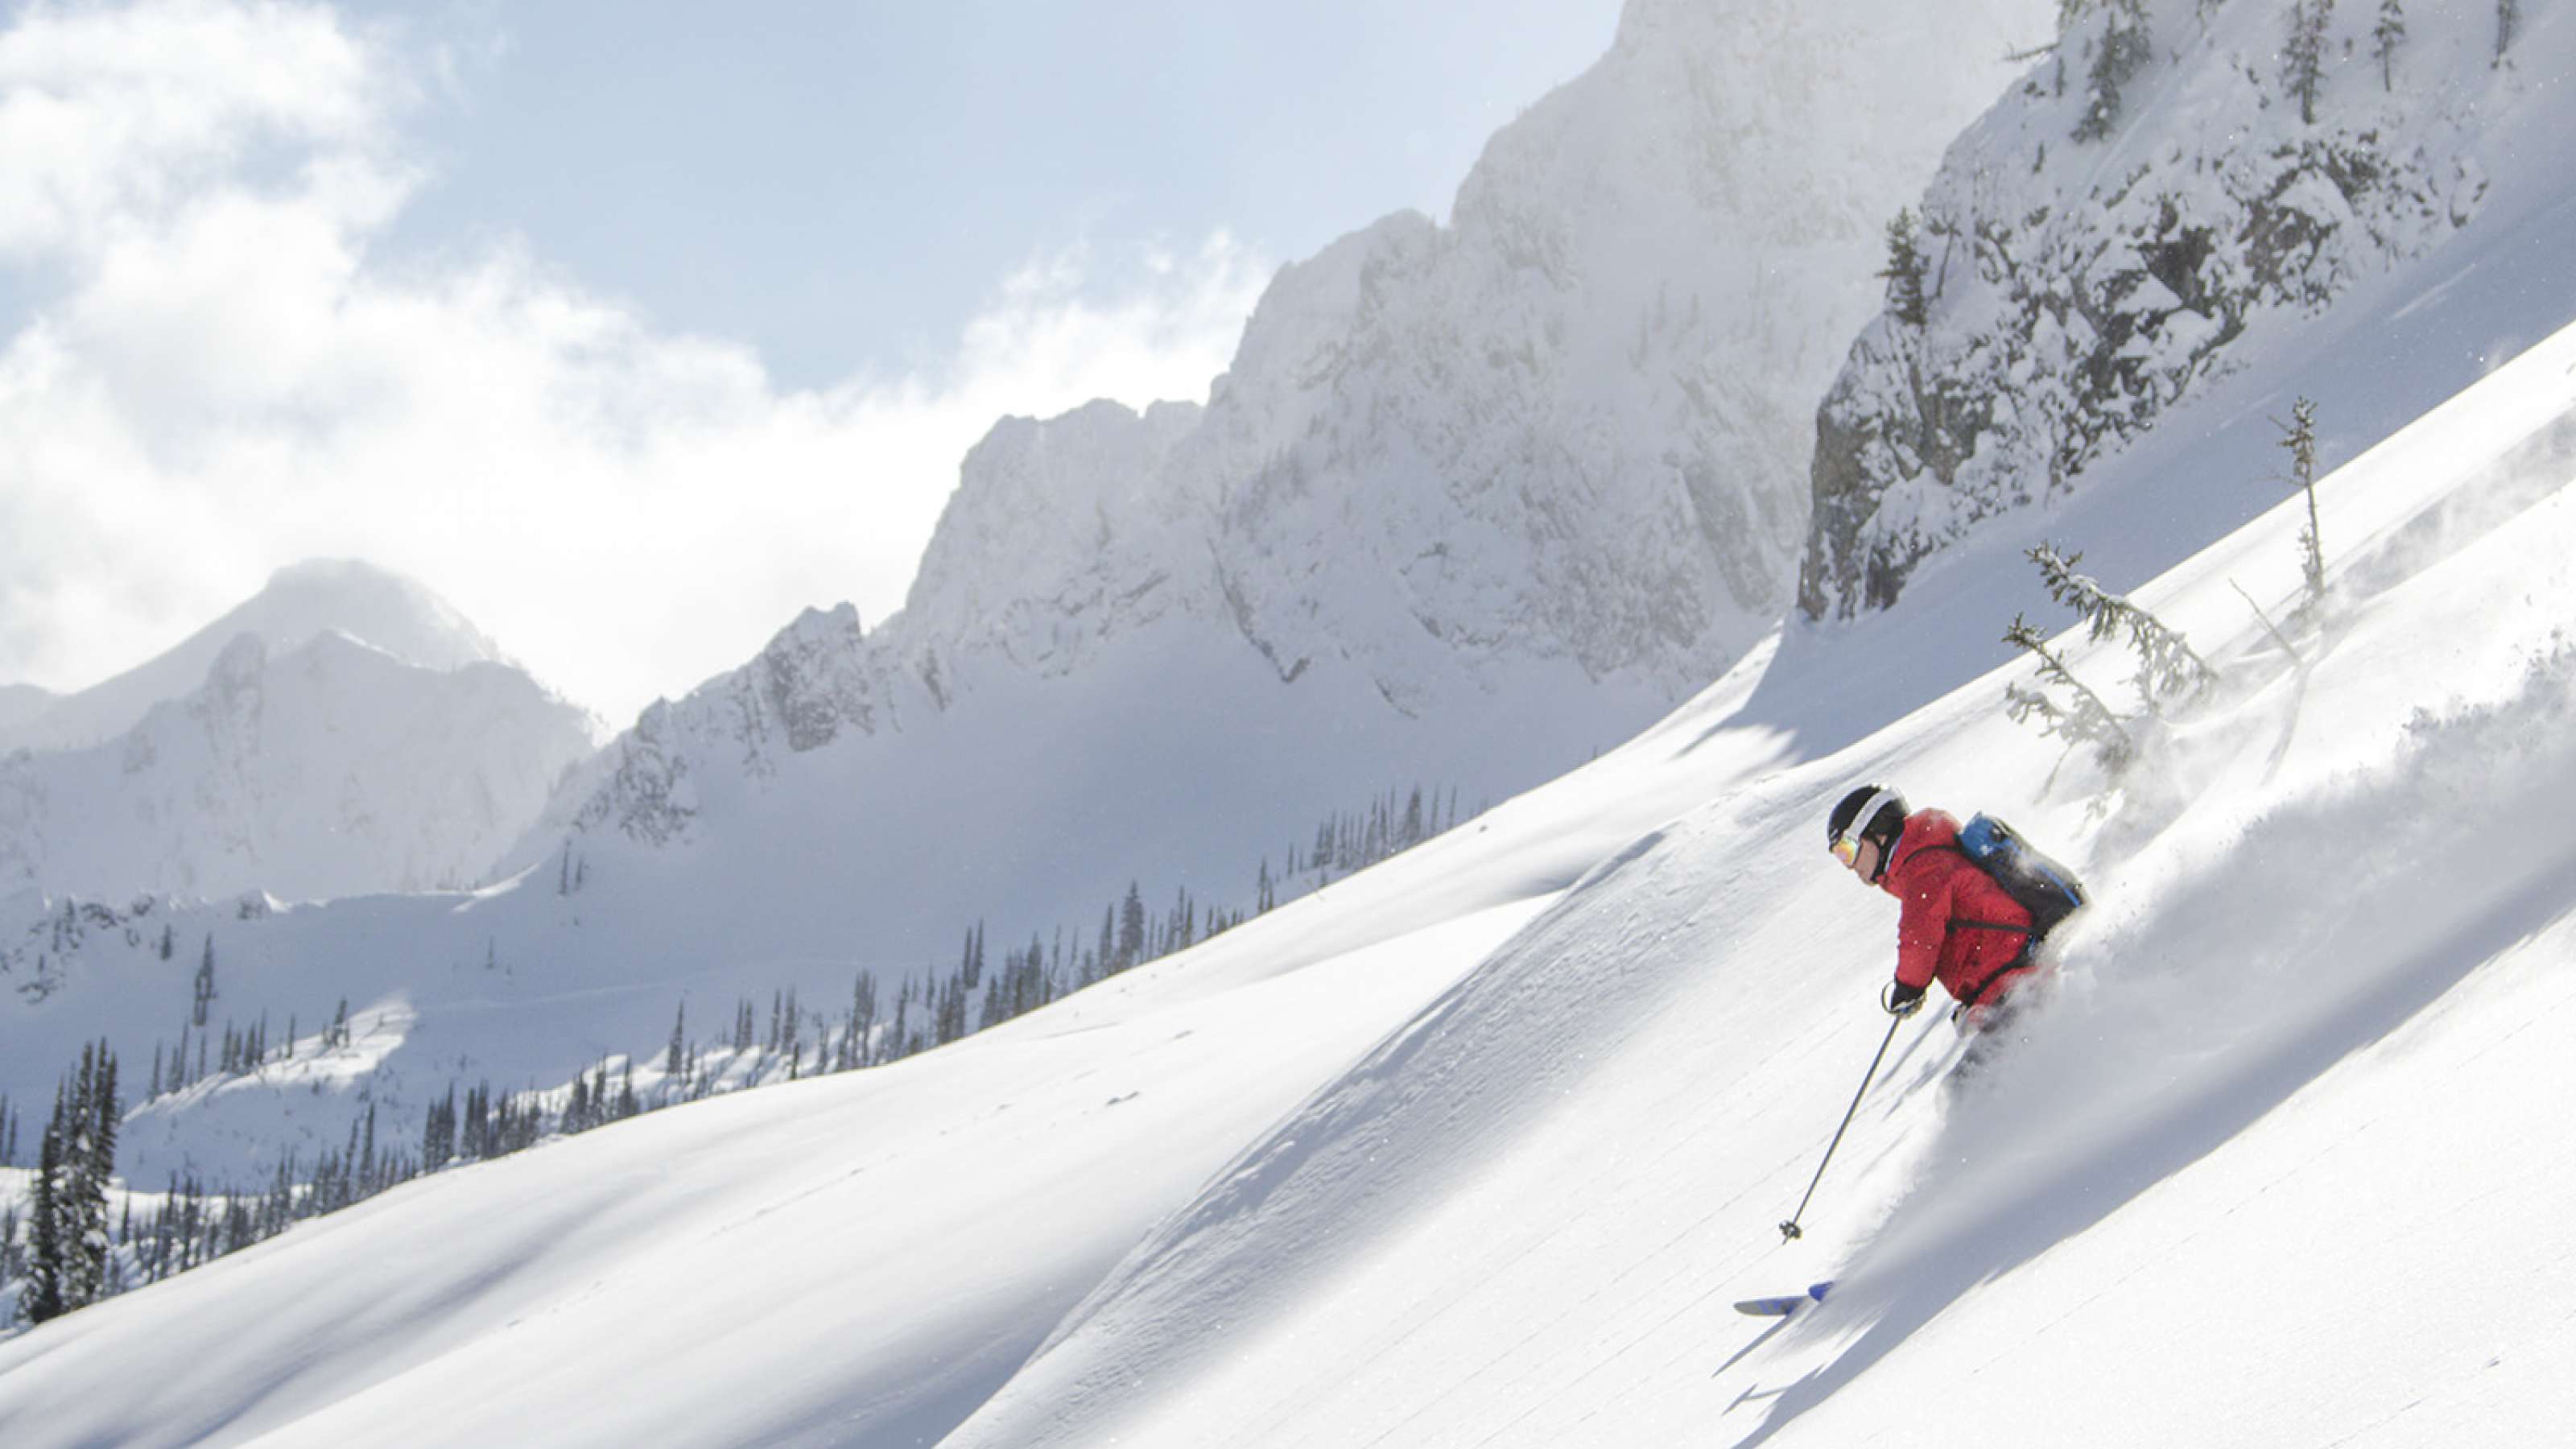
[2272,396,2329,617]
[2004,542,2217,779]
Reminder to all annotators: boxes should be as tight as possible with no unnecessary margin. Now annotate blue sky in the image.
[0,0,1621,720]
[353,0,1624,390]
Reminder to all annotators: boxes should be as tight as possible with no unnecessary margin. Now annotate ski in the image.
[1732,1281,1833,1316]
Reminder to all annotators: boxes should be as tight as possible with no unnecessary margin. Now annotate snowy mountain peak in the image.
[236,558,510,675]
[0,619,599,906]
[0,557,522,753]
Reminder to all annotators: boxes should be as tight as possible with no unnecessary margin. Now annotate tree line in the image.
[4,777,1484,1329]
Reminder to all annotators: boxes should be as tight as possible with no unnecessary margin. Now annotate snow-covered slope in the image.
[945,262,2576,1447]
[5,192,2574,1447]
[0,559,517,754]
[0,627,597,906]
[523,0,2052,945]
[1803,0,2553,617]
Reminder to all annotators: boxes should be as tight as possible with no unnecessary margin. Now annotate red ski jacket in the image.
[1880,809,2037,1011]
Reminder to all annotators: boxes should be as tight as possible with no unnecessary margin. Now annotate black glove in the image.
[1881,980,1926,1018]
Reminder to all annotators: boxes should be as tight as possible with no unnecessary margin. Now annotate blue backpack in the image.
[1951,813,2088,942]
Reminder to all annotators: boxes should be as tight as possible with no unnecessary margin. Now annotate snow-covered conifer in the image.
[2074,0,2152,143]
[1118,882,1147,971]
[22,1087,66,1324]
[1879,208,1930,326]
[2373,0,2405,90]
[2027,542,2219,711]
[2285,1,2335,125]
[192,935,216,1027]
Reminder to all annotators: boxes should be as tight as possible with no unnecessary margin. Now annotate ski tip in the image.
[1808,1280,1835,1302]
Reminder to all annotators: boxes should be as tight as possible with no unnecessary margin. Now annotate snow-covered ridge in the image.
[1801,0,2535,617]
[555,0,2050,857]
[0,626,598,906]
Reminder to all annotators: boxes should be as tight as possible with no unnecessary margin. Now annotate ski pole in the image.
[1777,1011,1905,1243]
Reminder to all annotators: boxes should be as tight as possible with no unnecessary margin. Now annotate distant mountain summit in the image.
[0,559,517,754]
[0,563,597,908]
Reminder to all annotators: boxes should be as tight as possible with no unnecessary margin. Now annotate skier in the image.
[1826,784,2058,1063]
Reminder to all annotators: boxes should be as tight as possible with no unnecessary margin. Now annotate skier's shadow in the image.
[1727,836,2576,1448]
[1712,1314,1795,1379]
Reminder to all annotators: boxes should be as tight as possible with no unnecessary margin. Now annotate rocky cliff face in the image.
[1801,0,2510,618]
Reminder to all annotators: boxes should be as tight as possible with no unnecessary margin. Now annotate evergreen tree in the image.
[2027,542,2219,711]
[423,1086,456,1169]
[22,1086,66,1323]
[2004,616,2136,773]
[849,970,879,1070]
[2073,0,2152,143]
[23,1042,121,1319]
[2372,0,2405,91]
[667,1000,687,1080]
[2284,1,2334,126]
[1878,207,1930,327]
[2494,0,2520,66]
[1117,882,1147,971]
[193,935,217,1027]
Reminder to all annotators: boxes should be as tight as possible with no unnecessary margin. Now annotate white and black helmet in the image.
[1827,784,1908,865]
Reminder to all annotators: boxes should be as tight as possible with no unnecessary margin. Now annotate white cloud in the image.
[0,0,1269,722]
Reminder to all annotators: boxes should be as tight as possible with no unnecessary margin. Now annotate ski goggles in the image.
[1830,788,1902,865]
